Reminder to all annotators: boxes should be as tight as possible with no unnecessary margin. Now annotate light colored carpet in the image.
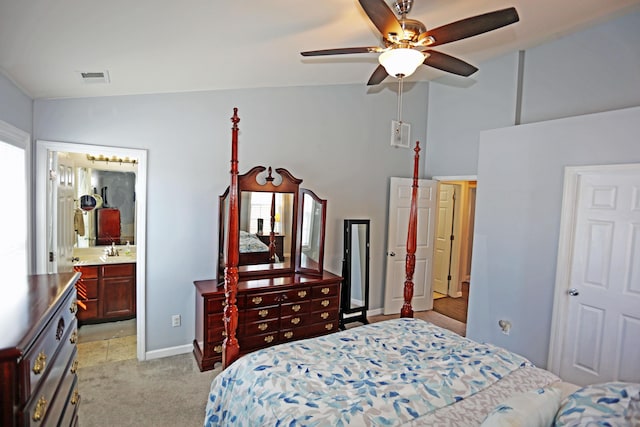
[77,353,220,427]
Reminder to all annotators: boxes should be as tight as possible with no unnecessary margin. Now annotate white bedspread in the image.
[204,318,542,426]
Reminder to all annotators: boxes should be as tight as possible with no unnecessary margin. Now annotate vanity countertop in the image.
[73,246,137,266]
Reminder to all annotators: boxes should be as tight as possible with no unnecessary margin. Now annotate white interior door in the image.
[550,164,640,386]
[433,183,455,295]
[383,177,437,314]
[48,152,75,273]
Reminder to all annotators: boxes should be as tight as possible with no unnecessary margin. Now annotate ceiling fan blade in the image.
[367,64,388,86]
[426,7,519,47]
[423,50,478,77]
[301,47,381,56]
[358,0,404,39]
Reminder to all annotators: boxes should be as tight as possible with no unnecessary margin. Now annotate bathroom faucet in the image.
[106,243,119,256]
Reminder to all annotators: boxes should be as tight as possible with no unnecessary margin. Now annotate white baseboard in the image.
[367,308,383,316]
[144,343,193,361]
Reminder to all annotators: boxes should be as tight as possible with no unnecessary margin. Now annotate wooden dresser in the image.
[193,271,341,371]
[0,272,81,427]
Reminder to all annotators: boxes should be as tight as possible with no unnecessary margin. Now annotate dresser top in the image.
[0,272,80,359]
[194,270,342,295]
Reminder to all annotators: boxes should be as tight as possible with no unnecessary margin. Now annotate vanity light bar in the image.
[86,154,138,165]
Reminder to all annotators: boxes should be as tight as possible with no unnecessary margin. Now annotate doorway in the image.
[431,176,477,325]
[35,140,148,361]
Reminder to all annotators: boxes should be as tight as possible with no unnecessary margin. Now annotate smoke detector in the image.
[77,70,110,84]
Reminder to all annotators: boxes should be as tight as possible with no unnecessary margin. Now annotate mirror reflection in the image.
[238,191,294,265]
[297,189,326,275]
[348,223,368,309]
[76,168,136,247]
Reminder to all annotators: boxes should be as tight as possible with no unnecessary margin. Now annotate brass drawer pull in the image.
[297,290,307,298]
[33,351,47,375]
[284,331,293,339]
[258,323,268,331]
[258,309,269,318]
[321,287,330,294]
[69,329,78,344]
[252,296,263,305]
[325,323,334,331]
[221,300,227,307]
[321,300,330,307]
[33,396,47,422]
[222,330,227,337]
[321,312,329,319]
[291,317,300,325]
[264,335,274,343]
[214,345,223,354]
[69,300,78,314]
[292,304,301,312]
[70,389,80,405]
[70,359,79,374]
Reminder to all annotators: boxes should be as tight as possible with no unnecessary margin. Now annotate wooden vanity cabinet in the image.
[0,272,81,427]
[74,263,136,324]
[193,271,341,371]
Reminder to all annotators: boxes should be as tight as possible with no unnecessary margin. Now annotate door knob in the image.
[387,252,396,257]
[568,288,579,296]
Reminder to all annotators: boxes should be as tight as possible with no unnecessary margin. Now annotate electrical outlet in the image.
[171,314,181,327]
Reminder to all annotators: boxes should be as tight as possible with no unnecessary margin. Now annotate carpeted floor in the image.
[78,352,220,427]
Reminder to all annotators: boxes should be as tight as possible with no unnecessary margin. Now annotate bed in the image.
[207,109,637,426]
[238,230,272,265]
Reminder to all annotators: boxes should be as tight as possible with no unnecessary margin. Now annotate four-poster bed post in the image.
[401,141,420,318]
[223,108,241,367]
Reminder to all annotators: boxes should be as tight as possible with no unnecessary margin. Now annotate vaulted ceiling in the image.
[1,0,638,99]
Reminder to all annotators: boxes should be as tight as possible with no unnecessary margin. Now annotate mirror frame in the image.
[295,188,327,277]
[218,166,302,279]
[339,219,370,329]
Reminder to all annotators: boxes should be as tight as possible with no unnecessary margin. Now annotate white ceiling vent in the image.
[77,70,110,84]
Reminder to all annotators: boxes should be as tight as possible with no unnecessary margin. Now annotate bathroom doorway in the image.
[35,140,148,361]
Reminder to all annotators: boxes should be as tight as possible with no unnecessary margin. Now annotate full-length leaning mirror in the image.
[339,219,370,329]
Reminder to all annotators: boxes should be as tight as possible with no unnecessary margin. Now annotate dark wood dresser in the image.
[193,271,341,371]
[0,272,81,427]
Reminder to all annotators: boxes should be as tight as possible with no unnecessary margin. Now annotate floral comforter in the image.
[239,230,268,254]
[204,318,532,426]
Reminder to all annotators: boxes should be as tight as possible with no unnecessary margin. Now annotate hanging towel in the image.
[74,208,85,236]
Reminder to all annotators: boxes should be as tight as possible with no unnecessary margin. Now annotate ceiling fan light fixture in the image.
[379,48,424,78]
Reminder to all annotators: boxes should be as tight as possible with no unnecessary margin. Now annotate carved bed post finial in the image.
[223,108,241,367]
[401,141,421,318]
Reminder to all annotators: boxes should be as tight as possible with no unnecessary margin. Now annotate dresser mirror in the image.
[339,219,370,328]
[295,189,327,276]
[218,166,301,279]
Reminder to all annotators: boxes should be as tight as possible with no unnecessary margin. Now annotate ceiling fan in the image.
[301,0,519,85]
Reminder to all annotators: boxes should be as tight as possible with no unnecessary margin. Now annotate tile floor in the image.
[77,319,137,368]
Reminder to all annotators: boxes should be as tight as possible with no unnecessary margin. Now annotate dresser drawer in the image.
[77,300,98,322]
[280,287,312,302]
[102,263,135,278]
[245,292,282,308]
[311,283,339,298]
[243,305,280,322]
[309,309,338,323]
[244,318,280,335]
[303,320,339,337]
[239,332,278,351]
[309,296,339,312]
[280,301,310,316]
[279,328,303,343]
[205,297,226,313]
[23,292,78,400]
[205,342,224,358]
[57,374,80,427]
[280,313,309,329]
[22,321,78,426]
